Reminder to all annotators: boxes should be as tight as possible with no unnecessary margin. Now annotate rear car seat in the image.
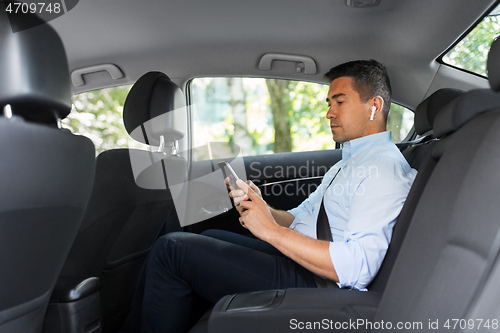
[195,39,500,332]
[368,87,465,293]
[374,75,500,332]
[190,89,465,332]
[189,90,467,333]
[458,37,500,332]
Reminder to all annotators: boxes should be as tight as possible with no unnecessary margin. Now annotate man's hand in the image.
[225,177,295,228]
[226,178,262,214]
[237,179,280,242]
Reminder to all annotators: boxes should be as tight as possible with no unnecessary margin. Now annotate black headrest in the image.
[123,72,186,146]
[488,37,500,92]
[414,88,465,135]
[0,14,72,125]
[433,89,500,138]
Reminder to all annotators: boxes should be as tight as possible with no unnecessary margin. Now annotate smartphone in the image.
[218,161,240,190]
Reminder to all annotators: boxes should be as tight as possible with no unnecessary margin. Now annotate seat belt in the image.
[396,133,436,151]
[313,167,341,288]
[316,168,341,241]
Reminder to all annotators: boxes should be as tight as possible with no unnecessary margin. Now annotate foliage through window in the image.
[190,78,414,157]
[442,6,500,76]
[62,85,147,155]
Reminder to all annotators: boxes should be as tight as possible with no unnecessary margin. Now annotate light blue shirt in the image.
[288,131,417,290]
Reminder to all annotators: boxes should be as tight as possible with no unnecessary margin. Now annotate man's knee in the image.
[148,232,215,280]
[151,232,200,261]
[154,231,191,250]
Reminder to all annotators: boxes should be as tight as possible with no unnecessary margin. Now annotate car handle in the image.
[258,53,317,74]
[71,64,124,86]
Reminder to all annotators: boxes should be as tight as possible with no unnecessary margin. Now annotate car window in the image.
[190,77,414,157]
[62,85,147,155]
[442,3,500,76]
[387,103,414,143]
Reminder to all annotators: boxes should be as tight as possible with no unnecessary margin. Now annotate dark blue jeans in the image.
[141,230,317,333]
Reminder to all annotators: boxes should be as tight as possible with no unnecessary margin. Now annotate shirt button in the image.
[314,205,318,208]
[291,226,295,230]
[343,163,347,167]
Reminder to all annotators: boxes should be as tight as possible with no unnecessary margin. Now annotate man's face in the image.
[326,76,372,144]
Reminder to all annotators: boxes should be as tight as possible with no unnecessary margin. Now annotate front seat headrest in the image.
[414,88,465,135]
[433,38,500,138]
[433,89,500,138]
[123,72,186,146]
[487,36,500,92]
[0,13,72,125]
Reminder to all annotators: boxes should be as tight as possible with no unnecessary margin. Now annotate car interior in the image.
[2,0,500,332]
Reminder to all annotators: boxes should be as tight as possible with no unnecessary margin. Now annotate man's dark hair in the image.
[324,59,392,120]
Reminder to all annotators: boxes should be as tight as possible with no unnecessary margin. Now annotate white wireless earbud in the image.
[370,106,376,121]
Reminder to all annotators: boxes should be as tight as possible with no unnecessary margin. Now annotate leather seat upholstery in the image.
[0,13,95,333]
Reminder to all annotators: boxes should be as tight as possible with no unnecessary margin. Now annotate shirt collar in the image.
[341,131,392,162]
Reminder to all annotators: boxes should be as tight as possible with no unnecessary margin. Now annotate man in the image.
[141,60,417,332]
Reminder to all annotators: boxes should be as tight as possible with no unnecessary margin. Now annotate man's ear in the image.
[371,96,384,120]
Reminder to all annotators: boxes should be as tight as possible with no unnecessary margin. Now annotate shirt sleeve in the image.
[328,161,416,289]
[288,195,311,218]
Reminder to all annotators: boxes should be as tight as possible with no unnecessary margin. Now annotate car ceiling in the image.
[48,0,498,109]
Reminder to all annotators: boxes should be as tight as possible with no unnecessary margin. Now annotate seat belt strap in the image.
[316,168,341,242]
[313,167,342,288]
